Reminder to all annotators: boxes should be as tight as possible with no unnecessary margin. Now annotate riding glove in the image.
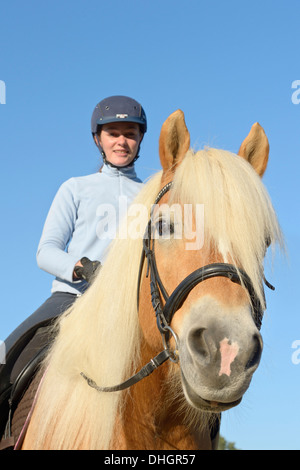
[73,257,101,284]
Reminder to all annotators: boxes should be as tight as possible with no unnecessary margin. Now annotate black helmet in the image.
[91,95,147,165]
[91,95,147,136]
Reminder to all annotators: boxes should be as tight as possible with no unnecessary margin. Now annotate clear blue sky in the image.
[0,0,299,450]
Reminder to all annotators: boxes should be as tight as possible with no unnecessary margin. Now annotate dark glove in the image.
[73,257,101,284]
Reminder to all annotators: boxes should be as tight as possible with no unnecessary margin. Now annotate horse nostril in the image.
[188,328,211,364]
[246,334,263,370]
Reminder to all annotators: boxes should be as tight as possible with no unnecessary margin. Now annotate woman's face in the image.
[97,122,143,167]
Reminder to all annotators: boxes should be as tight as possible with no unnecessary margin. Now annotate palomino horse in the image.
[16,111,281,450]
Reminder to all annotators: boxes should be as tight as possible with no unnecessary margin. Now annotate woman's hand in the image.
[73,257,101,283]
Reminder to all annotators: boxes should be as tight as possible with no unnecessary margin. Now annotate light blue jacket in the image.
[37,163,143,295]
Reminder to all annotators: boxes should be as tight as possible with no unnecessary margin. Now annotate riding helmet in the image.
[91,95,147,136]
[91,96,147,164]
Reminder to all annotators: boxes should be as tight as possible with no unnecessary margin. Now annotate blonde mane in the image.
[27,148,282,449]
[28,172,162,449]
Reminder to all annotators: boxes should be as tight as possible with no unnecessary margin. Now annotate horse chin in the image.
[181,372,242,413]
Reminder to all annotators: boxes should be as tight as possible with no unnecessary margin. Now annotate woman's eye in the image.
[156,219,175,238]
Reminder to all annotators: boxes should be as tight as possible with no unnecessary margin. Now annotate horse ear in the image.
[159,110,190,174]
[238,122,269,177]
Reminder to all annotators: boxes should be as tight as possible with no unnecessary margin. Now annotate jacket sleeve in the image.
[36,179,79,282]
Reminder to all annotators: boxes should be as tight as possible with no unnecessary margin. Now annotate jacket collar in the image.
[101,161,137,179]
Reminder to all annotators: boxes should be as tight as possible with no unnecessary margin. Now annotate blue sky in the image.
[0,0,299,450]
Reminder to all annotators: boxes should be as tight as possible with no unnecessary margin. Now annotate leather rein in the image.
[81,181,274,393]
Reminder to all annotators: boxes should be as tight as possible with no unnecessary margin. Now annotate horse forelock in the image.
[168,147,283,308]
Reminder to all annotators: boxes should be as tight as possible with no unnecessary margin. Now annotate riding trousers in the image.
[4,292,78,382]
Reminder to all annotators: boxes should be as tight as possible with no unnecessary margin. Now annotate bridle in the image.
[81,181,274,393]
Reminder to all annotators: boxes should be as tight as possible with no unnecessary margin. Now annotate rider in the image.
[2,95,147,381]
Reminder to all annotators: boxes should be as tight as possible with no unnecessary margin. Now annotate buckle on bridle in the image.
[161,325,180,363]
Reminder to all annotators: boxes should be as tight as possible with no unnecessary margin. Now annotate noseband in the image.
[81,182,274,393]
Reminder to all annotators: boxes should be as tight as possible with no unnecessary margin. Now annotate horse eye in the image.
[156,219,174,238]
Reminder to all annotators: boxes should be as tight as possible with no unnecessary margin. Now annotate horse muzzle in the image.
[178,297,263,412]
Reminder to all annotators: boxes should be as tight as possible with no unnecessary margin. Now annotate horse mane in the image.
[28,148,283,449]
[29,171,163,449]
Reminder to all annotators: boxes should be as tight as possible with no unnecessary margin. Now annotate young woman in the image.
[4,95,147,377]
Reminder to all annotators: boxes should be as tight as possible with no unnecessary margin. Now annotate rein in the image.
[81,181,274,393]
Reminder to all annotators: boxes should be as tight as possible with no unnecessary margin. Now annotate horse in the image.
[12,110,282,450]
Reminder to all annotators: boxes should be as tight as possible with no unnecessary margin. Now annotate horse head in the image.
[139,110,272,413]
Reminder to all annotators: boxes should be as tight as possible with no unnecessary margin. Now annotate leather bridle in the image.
[81,181,274,393]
